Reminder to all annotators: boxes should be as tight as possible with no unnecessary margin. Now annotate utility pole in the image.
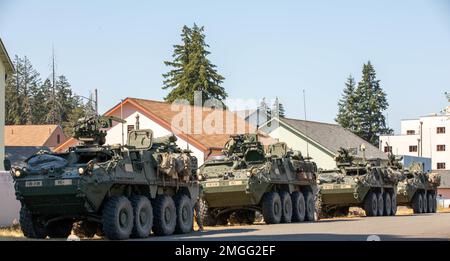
[95,89,98,115]
[51,45,57,124]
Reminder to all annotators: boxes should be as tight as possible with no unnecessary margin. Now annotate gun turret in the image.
[73,115,126,146]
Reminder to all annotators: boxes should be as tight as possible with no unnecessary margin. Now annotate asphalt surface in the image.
[137,212,450,241]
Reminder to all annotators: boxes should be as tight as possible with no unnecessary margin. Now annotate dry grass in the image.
[0,223,23,238]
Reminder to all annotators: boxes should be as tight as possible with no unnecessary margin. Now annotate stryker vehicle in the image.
[318,148,403,217]
[198,134,319,226]
[392,155,440,214]
[9,115,199,240]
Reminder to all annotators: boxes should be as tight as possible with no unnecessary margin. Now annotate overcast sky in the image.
[1,0,449,132]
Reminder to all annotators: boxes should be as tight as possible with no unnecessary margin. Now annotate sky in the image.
[1,0,450,133]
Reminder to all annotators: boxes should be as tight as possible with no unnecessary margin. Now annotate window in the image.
[409,145,418,152]
[437,162,446,169]
[384,146,392,153]
[437,127,446,134]
[406,130,415,135]
[127,125,135,133]
[57,134,61,144]
[437,145,446,152]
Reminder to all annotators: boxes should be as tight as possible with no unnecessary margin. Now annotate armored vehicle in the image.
[9,115,199,240]
[318,148,403,217]
[198,134,319,226]
[392,156,440,214]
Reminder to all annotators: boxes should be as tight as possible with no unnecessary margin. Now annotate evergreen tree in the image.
[162,24,227,105]
[272,97,286,118]
[352,61,393,146]
[5,55,42,124]
[336,75,357,131]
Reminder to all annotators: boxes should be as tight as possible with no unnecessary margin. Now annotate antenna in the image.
[303,89,310,158]
[185,103,190,151]
[52,45,56,124]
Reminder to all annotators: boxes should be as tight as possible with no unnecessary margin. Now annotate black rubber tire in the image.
[383,192,392,216]
[261,192,282,224]
[422,192,428,213]
[174,194,194,234]
[304,190,316,221]
[152,195,176,236]
[130,195,153,238]
[432,193,437,213]
[19,206,47,239]
[364,192,378,217]
[279,191,292,223]
[291,191,306,222]
[391,192,397,216]
[377,192,384,216]
[73,221,98,238]
[101,196,134,240]
[47,220,73,238]
[198,199,217,226]
[412,193,423,214]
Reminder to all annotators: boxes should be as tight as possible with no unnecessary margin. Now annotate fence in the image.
[0,171,20,227]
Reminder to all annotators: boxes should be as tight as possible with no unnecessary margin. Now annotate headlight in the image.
[316,180,321,184]
[78,168,85,175]
[14,169,21,178]
[198,174,203,181]
[354,178,359,183]
[246,171,251,177]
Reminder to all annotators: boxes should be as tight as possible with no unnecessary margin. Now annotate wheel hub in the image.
[119,210,128,227]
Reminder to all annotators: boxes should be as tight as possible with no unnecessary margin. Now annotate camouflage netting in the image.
[382,168,404,183]
[318,172,344,183]
[428,172,441,186]
[159,153,192,181]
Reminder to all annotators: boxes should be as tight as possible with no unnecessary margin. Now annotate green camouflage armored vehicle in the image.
[198,134,319,226]
[392,156,440,214]
[9,115,199,240]
[318,148,403,217]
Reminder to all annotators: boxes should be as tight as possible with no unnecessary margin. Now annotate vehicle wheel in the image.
[427,193,433,213]
[130,195,153,238]
[102,196,134,240]
[422,192,428,213]
[412,193,423,214]
[279,191,292,223]
[261,192,282,224]
[304,190,316,221]
[432,193,437,213]
[174,194,193,234]
[153,195,176,236]
[383,192,392,216]
[377,192,384,216]
[198,199,217,226]
[363,192,378,217]
[47,220,73,238]
[19,206,47,239]
[391,192,397,216]
[291,191,306,222]
[73,220,98,238]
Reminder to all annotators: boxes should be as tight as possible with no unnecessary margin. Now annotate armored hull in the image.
[396,171,440,213]
[10,116,200,240]
[199,134,319,226]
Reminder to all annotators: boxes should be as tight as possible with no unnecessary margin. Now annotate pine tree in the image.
[352,61,393,146]
[5,55,42,125]
[336,75,357,131]
[272,97,286,118]
[162,24,227,105]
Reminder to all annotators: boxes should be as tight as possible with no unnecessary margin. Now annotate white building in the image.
[380,106,450,171]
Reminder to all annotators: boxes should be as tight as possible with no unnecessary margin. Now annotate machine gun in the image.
[73,115,126,146]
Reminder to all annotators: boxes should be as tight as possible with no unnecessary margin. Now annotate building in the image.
[380,107,450,171]
[5,125,67,150]
[259,117,387,170]
[0,38,14,171]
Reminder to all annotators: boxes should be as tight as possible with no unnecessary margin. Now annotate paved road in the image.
[137,213,450,241]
